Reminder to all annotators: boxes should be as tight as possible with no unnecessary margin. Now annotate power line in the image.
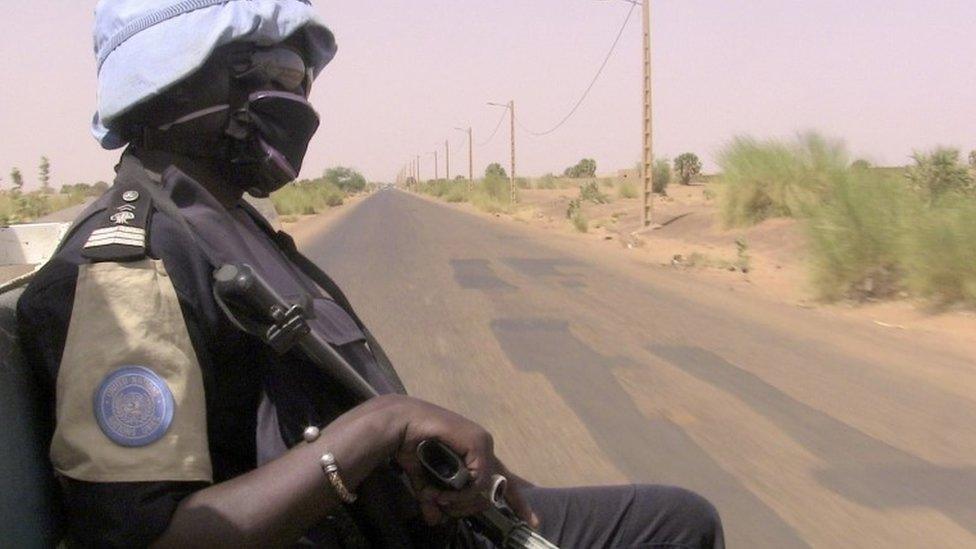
[477,108,509,146]
[516,2,637,137]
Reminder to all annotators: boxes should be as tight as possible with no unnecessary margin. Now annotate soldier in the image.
[17,1,723,547]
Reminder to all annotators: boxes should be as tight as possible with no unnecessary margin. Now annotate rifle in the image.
[213,263,558,549]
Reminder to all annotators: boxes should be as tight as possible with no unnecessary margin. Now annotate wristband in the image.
[320,452,358,504]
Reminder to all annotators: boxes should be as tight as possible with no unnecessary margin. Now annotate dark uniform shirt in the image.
[17,155,408,547]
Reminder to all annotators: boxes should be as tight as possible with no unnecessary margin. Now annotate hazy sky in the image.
[1,1,974,189]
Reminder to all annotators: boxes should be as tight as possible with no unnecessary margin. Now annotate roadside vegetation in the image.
[715,132,976,306]
[271,166,367,218]
[1,159,107,225]
[415,157,677,231]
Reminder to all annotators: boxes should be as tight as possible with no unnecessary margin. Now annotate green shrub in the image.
[485,163,508,179]
[717,132,847,227]
[463,175,513,213]
[535,174,558,189]
[323,166,367,193]
[566,198,581,219]
[806,170,912,300]
[674,153,702,185]
[571,212,588,232]
[271,178,345,215]
[618,181,639,199]
[652,159,671,194]
[579,181,609,204]
[516,177,531,189]
[905,148,973,203]
[443,185,469,203]
[0,189,89,224]
[564,158,597,178]
[902,194,976,306]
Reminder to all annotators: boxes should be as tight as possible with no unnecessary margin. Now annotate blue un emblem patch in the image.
[94,366,174,447]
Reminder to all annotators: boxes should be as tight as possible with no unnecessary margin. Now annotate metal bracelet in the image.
[319,452,358,504]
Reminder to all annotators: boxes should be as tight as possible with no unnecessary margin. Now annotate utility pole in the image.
[467,127,473,185]
[455,126,474,191]
[489,100,517,205]
[509,100,516,204]
[445,140,451,181]
[432,150,439,180]
[416,155,421,183]
[640,0,653,226]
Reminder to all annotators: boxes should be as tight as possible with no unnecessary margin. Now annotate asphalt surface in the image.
[300,190,976,548]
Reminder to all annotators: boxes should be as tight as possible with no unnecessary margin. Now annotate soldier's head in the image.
[92,0,337,197]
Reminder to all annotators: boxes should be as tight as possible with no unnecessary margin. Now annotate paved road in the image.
[300,190,976,547]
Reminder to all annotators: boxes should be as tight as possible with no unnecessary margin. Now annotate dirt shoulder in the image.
[411,184,976,352]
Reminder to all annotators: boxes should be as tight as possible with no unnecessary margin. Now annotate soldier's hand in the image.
[388,396,539,527]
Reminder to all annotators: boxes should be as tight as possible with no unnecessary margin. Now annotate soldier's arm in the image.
[154,394,404,547]
[156,393,526,547]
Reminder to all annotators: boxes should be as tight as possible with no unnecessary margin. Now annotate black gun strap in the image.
[272,230,407,395]
[119,158,407,395]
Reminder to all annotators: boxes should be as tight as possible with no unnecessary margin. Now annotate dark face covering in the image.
[226,90,320,197]
[137,43,320,197]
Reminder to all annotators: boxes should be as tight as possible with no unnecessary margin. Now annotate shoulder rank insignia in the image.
[82,184,152,262]
[94,366,175,447]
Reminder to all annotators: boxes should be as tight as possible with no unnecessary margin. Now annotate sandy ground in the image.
[414,182,976,355]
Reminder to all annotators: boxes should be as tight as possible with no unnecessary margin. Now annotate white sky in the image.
[1,1,974,189]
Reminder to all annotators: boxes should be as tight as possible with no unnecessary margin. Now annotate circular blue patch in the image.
[94,366,174,447]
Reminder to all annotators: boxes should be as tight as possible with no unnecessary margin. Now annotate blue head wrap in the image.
[92,0,337,149]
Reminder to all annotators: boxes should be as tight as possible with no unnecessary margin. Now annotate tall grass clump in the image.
[467,175,514,214]
[905,148,974,204]
[805,145,976,306]
[618,180,638,199]
[717,133,847,227]
[902,194,976,306]
[653,159,671,194]
[272,179,345,215]
[806,170,912,300]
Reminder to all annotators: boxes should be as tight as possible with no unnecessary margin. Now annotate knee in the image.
[633,485,724,548]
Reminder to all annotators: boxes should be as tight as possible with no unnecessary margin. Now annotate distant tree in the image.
[906,148,973,202]
[39,156,52,193]
[323,166,366,193]
[485,162,507,179]
[652,159,671,194]
[92,181,110,193]
[674,153,702,185]
[10,168,24,191]
[563,158,597,178]
[850,159,872,171]
[969,149,976,170]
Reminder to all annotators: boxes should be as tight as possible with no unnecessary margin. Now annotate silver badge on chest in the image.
[110,210,136,225]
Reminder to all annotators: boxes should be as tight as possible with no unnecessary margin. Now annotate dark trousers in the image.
[462,485,724,549]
